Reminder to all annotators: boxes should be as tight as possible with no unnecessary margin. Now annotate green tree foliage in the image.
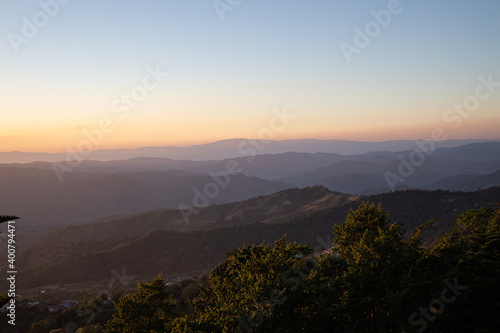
[77,324,105,333]
[432,207,500,332]
[0,293,10,308]
[327,203,429,331]
[29,316,57,333]
[35,203,499,333]
[191,236,313,332]
[433,207,496,259]
[105,274,177,333]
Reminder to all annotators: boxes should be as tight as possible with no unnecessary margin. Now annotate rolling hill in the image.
[0,167,292,227]
[9,186,500,289]
[2,141,500,242]
[426,169,500,191]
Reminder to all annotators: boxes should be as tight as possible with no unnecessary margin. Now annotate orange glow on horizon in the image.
[2,122,500,154]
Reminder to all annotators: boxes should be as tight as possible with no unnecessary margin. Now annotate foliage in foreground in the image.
[105,274,177,332]
[97,203,500,332]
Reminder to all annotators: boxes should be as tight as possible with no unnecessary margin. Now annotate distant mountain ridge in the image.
[0,167,292,227]
[1,138,498,163]
[2,142,500,232]
[426,169,500,191]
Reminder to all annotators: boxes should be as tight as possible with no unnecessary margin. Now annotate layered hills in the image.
[1,142,499,232]
[7,185,499,289]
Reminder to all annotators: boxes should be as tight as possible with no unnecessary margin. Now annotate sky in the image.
[1,0,499,153]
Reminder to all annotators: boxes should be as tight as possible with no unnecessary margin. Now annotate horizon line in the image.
[1,137,500,155]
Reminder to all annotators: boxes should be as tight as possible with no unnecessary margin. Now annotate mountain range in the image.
[1,138,498,163]
[5,185,499,290]
[1,139,500,292]
[1,141,499,233]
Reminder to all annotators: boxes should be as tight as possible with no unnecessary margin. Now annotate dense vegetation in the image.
[3,199,500,332]
[25,202,497,333]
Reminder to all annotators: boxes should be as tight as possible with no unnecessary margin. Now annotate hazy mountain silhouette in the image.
[10,186,500,289]
[0,167,292,227]
[1,139,497,163]
[425,169,500,191]
[2,142,500,234]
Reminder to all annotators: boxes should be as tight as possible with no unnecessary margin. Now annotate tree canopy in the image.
[105,274,177,333]
[26,203,500,332]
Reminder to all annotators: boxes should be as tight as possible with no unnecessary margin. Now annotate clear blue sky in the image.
[1,0,499,152]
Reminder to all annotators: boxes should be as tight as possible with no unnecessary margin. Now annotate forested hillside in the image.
[9,202,499,332]
[7,186,500,290]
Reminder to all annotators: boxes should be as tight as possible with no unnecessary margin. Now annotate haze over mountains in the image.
[0,168,290,227]
[1,138,500,303]
[1,140,499,231]
[5,185,499,290]
[1,138,498,163]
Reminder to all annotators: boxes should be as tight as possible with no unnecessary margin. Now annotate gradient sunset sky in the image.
[1,0,499,153]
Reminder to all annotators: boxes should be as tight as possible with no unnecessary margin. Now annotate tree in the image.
[192,236,314,332]
[105,274,177,333]
[433,207,496,260]
[432,206,500,332]
[0,293,9,308]
[77,324,105,333]
[29,316,57,333]
[331,202,428,332]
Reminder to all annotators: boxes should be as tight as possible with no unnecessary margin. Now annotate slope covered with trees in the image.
[10,187,500,289]
[6,203,500,332]
[98,203,500,332]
